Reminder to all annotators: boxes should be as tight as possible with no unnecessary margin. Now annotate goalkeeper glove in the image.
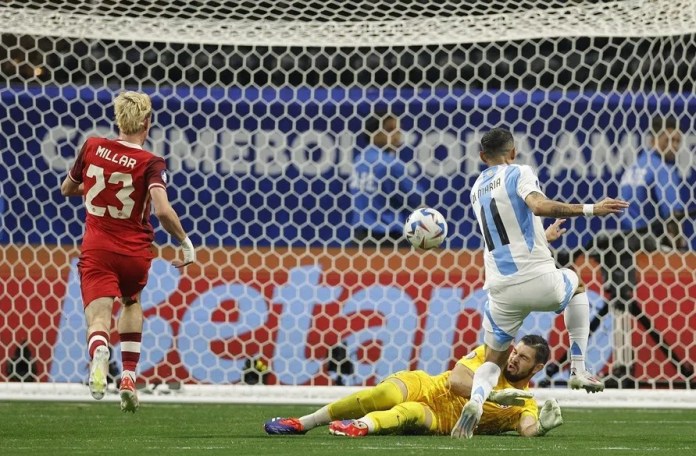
[537,399,563,436]
[488,388,534,407]
[174,236,195,268]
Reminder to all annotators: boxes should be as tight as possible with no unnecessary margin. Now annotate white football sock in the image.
[357,417,375,433]
[299,406,331,430]
[469,361,501,404]
[564,292,590,373]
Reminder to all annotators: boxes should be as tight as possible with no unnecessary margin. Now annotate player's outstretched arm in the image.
[518,399,564,437]
[525,192,629,218]
[451,366,534,406]
[150,187,195,268]
[488,388,534,407]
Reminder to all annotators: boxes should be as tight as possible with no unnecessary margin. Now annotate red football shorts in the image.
[78,250,152,307]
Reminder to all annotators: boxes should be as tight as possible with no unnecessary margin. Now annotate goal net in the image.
[1,0,695,405]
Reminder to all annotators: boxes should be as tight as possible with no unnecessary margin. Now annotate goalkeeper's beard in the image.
[503,365,532,383]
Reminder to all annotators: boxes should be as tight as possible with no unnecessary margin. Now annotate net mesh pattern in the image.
[1,0,694,390]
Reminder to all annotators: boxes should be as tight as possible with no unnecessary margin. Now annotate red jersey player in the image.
[60,91,195,413]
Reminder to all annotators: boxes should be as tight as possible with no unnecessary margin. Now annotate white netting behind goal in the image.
[1,1,695,403]
[3,0,696,46]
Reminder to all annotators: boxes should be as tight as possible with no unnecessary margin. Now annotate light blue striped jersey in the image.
[470,164,556,289]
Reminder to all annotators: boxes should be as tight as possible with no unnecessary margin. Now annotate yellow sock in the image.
[328,381,403,419]
[363,401,429,434]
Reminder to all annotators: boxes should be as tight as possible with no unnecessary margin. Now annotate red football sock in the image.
[88,331,109,359]
[120,332,142,373]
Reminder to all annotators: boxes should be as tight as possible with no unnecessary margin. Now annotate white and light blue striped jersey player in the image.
[470,164,557,290]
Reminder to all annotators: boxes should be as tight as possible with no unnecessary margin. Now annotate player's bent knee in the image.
[392,402,428,430]
[561,268,581,294]
[384,378,409,401]
[422,405,436,432]
[358,381,404,414]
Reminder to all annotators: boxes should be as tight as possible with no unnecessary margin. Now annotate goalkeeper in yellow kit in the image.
[264,334,563,437]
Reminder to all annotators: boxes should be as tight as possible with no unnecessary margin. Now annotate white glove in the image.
[488,388,534,407]
[538,399,563,436]
[174,236,195,268]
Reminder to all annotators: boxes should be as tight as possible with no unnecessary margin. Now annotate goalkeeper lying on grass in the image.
[265,334,563,438]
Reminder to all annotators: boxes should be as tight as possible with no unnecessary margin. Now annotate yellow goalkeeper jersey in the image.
[456,345,538,435]
[390,345,538,435]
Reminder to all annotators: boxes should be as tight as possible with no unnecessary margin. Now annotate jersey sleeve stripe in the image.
[148,183,166,191]
[68,172,81,183]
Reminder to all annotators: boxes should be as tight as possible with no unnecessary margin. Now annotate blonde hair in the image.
[114,91,152,135]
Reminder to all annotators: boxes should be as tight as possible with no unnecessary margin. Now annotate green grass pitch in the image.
[1,402,694,455]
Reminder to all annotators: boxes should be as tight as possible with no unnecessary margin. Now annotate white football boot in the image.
[569,369,605,393]
[88,345,110,400]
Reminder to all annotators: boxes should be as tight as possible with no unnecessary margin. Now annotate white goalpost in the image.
[1,0,695,408]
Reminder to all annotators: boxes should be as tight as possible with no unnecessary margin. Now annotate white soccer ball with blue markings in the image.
[404,208,448,250]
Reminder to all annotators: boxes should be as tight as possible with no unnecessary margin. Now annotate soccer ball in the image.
[404,208,448,250]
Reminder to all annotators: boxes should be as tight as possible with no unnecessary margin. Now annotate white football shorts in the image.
[482,268,579,351]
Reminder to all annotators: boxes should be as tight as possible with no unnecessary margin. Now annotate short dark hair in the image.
[650,115,678,136]
[481,128,514,157]
[519,334,550,365]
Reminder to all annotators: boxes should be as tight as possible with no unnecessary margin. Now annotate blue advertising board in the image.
[1,86,695,249]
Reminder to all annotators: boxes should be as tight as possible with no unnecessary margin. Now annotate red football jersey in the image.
[68,137,167,257]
